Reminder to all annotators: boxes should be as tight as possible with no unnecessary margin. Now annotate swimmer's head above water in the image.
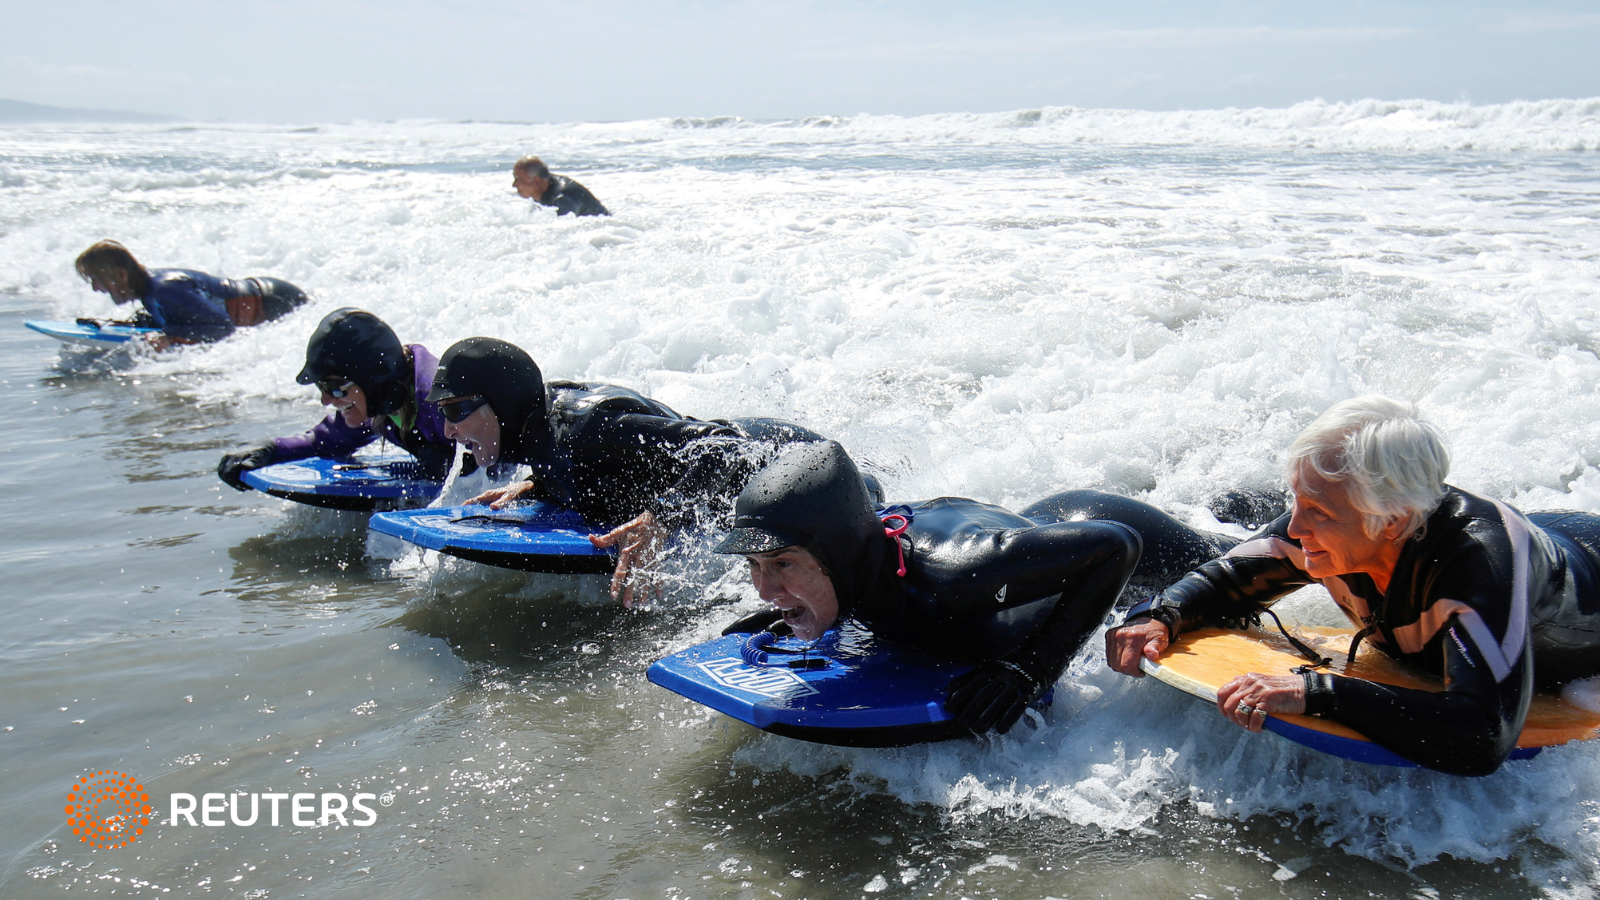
[426,337,550,469]
[715,441,888,639]
[75,239,149,304]
[296,308,409,427]
[1284,395,1451,583]
[511,156,551,199]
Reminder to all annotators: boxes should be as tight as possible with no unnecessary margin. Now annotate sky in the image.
[3,0,1598,123]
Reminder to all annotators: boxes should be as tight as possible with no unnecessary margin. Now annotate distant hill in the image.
[0,98,177,124]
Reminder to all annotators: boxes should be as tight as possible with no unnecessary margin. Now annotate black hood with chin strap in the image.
[426,337,554,465]
[715,440,895,616]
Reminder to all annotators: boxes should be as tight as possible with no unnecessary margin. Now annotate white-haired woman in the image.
[1106,395,1600,775]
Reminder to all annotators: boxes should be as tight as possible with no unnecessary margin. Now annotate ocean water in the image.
[2,98,1600,898]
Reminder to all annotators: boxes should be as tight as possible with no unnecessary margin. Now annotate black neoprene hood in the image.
[295,308,408,414]
[426,337,550,462]
[714,441,888,613]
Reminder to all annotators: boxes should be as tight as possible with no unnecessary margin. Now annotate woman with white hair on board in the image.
[1106,395,1600,775]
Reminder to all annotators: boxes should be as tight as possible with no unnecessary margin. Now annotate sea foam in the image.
[4,99,1599,884]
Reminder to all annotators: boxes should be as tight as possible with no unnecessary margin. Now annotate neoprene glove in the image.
[944,658,1047,735]
[217,442,277,491]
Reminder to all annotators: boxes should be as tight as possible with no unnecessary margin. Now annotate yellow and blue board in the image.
[1142,625,1600,767]
[26,319,160,348]
[367,502,613,574]
[648,627,978,747]
[241,453,442,512]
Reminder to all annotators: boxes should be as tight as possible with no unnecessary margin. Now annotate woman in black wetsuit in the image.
[424,337,824,604]
[1106,395,1600,775]
[715,440,1239,736]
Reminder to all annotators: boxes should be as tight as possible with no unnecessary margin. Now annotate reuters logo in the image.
[66,771,152,849]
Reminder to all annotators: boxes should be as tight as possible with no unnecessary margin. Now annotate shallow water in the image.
[3,99,1600,898]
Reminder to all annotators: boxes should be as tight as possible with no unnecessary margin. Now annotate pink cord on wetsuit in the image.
[882,513,911,577]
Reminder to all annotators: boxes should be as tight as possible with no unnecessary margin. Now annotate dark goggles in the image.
[436,395,489,424]
[316,379,357,399]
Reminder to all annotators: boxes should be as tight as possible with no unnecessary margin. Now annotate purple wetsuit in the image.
[269,345,455,477]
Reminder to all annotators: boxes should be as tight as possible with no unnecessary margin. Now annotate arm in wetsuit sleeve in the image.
[1110,522,1314,677]
[1143,521,1316,635]
[271,412,378,462]
[1308,614,1532,775]
[547,177,610,217]
[996,521,1142,683]
[596,415,752,531]
[941,519,1141,733]
[1157,555,1314,631]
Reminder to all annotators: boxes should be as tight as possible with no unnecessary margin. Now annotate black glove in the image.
[945,658,1047,735]
[720,608,791,637]
[217,442,277,491]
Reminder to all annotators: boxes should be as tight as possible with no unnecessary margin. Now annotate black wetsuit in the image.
[427,336,817,530]
[520,382,817,529]
[1020,490,1239,599]
[1145,486,1600,775]
[719,442,1243,733]
[538,175,609,217]
[855,490,1240,662]
[850,497,1141,668]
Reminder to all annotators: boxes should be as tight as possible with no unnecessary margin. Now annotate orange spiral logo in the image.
[66,771,151,849]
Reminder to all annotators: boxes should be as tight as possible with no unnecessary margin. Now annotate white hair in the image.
[1287,395,1450,540]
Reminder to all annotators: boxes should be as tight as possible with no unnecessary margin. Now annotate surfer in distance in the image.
[75,239,308,350]
[512,156,610,217]
[1106,395,1600,775]
[425,337,820,606]
[715,440,1242,736]
[216,308,460,491]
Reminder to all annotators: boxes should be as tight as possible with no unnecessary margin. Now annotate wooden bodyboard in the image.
[1141,626,1600,766]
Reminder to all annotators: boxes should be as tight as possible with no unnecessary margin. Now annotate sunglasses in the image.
[436,395,489,424]
[316,379,357,399]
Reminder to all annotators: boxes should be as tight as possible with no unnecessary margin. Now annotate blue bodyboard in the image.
[27,319,160,348]
[241,453,442,512]
[367,502,614,574]
[648,627,980,747]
